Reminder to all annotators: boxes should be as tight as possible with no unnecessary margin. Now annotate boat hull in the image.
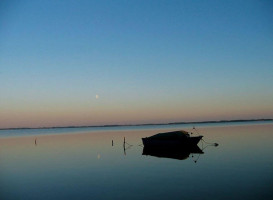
[142,136,203,147]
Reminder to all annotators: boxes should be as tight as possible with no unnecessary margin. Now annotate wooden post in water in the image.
[123,137,126,155]
[112,140,114,146]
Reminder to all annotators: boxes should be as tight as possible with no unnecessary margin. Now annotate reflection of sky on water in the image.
[0,124,272,200]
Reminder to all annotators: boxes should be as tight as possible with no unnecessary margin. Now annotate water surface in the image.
[0,122,272,199]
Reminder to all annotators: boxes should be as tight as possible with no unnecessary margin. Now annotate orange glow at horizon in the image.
[0,99,272,129]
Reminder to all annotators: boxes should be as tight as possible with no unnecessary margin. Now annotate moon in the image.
[95,94,99,99]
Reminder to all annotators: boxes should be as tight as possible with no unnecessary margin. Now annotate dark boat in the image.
[142,130,203,147]
[142,145,203,160]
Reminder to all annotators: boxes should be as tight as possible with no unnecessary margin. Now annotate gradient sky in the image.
[0,0,273,128]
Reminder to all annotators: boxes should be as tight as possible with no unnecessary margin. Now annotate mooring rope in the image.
[191,153,201,163]
[124,142,133,146]
[192,126,219,147]
[191,126,201,136]
[201,138,219,146]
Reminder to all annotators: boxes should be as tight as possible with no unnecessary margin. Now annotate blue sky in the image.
[0,0,272,128]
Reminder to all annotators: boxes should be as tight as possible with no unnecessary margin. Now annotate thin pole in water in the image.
[123,137,126,155]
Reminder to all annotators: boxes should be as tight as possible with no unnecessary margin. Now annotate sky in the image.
[0,0,273,128]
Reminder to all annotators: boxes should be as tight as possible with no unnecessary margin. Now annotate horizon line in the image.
[0,118,272,131]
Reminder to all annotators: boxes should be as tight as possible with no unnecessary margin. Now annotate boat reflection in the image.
[142,145,204,161]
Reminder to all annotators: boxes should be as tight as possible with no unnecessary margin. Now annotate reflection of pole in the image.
[35,138,37,146]
[124,145,126,155]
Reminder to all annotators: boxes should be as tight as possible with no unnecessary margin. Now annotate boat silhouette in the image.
[142,130,203,147]
[141,130,204,160]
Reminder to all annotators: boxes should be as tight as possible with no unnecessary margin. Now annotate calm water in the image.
[0,122,272,200]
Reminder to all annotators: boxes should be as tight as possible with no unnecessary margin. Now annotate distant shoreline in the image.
[0,119,272,131]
